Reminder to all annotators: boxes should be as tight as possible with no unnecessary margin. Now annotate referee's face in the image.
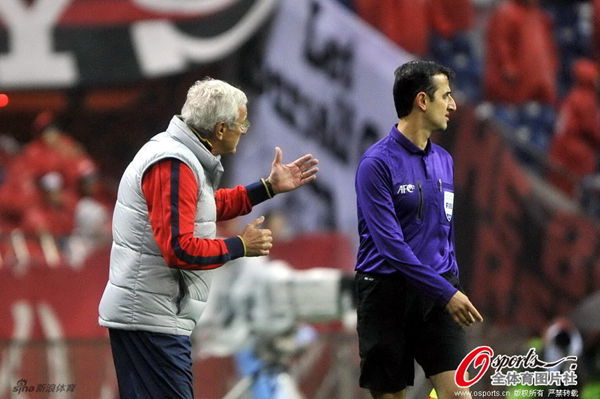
[424,74,456,132]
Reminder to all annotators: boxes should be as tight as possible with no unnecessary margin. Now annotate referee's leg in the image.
[369,389,406,399]
[430,370,471,399]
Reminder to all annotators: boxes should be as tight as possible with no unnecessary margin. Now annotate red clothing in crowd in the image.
[0,126,97,232]
[429,0,474,38]
[594,0,600,61]
[355,0,429,56]
[484,0,558,104]
[22,191,77,236]
[0,154,45,230]
[22,128,98,192]
[142,158,255,270]
[548,59,600,195]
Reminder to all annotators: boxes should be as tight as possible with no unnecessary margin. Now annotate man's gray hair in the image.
[181,78,247,134]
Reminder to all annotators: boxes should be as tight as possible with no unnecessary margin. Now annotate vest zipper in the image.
[175,270,188,314]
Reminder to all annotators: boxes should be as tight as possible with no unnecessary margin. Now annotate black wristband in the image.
[261,178,276,198]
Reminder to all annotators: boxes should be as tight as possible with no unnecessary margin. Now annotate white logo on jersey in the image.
[444,191,454,222]
[397,184,415,194]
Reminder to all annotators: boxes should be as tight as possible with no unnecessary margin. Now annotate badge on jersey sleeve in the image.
[444,191,454,222]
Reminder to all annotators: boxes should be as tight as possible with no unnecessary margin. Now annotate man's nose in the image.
[449,97,457,111]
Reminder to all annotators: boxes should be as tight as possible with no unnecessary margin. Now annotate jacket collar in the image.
[165,116,224,187]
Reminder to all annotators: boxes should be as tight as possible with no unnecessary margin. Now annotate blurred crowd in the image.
[344,0,600,218]
[0,111,112,269]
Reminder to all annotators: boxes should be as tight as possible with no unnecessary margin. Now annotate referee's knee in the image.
[430,370,471,399]
[369,389,407,399]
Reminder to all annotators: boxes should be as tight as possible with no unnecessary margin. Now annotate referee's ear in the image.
[415,91,428,112]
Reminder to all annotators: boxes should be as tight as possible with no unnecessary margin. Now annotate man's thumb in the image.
[273,146,282,165]
[251,216,265,227]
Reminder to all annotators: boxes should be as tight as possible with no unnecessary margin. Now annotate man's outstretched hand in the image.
[267,147,319,194]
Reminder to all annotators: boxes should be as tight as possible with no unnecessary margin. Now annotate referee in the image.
[354,60,483,399]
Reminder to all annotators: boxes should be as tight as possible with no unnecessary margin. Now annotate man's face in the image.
[424,74,457,131]
[218,105,248,155]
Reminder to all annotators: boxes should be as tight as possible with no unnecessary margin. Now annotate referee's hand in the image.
[445,291,483,328]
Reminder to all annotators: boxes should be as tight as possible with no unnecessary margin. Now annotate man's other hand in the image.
[239,216,272,256]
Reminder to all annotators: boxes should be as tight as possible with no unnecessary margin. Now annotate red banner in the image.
[0,0,276,88]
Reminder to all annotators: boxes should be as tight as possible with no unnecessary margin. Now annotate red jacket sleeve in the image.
[215,186,253,221]
[216,177,275,221]
[142,158,245,270]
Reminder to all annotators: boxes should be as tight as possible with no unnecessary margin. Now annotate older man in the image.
[98,78,319,398]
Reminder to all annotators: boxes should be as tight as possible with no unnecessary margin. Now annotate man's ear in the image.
[213,122,226,141]
[416,92,428,112]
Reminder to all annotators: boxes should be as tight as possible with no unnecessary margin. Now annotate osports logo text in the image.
[455,346,578,388]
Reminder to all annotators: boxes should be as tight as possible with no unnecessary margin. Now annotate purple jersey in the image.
[355,125,458,305]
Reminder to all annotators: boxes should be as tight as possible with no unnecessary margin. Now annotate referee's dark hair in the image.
[393,60,455,118]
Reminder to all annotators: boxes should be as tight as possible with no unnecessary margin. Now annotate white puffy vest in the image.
[98,116,224,336]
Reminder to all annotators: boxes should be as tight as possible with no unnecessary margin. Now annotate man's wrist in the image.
[224,236,246,259]
[261,177,276,198]
[245,179,273,205]
[237,235,247,256]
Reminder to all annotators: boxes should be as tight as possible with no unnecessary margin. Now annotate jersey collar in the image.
[390,124,434,155]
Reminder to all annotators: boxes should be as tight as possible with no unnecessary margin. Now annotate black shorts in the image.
[355,271,467,393]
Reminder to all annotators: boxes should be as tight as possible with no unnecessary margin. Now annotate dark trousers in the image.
[109,328,194,399]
